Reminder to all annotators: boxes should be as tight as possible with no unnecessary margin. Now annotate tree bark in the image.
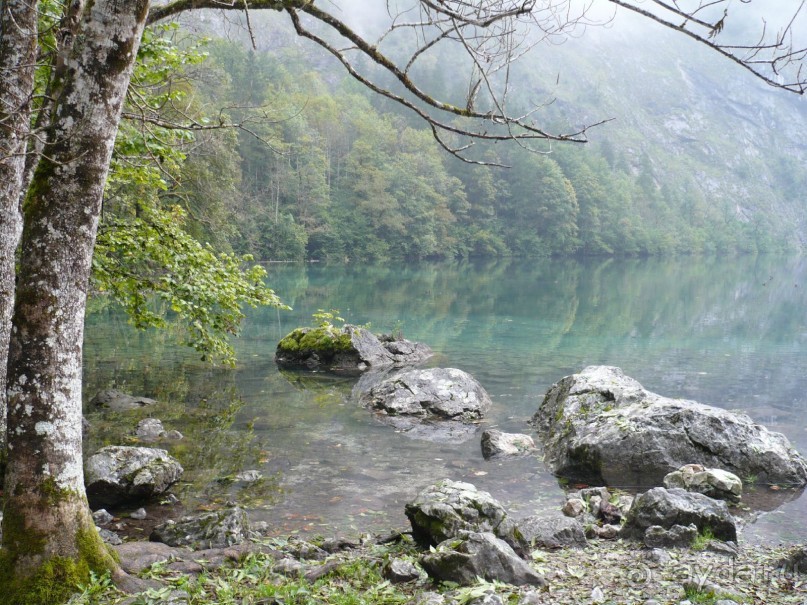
[0,0,151,600]
[0,0,38,460]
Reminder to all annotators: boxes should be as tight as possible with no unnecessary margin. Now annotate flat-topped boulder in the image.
[275,324,432,372]
[532,366,807,487]
[360,368,491,421]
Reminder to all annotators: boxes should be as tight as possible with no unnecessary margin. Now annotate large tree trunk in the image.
[0,0,39,460]
[0,0,150,601]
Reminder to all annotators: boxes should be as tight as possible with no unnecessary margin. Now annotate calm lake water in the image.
[83,256,807,545]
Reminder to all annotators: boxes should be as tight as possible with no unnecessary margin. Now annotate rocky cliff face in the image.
[530,15,807,246]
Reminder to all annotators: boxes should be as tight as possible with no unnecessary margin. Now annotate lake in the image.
[83,256,807,544]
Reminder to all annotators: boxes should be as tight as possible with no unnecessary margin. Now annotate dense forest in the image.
[101,12,807,265]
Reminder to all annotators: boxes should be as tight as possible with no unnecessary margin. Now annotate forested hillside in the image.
[107,10,807,262]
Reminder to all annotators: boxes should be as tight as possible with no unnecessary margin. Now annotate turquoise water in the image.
[83,256,807,544]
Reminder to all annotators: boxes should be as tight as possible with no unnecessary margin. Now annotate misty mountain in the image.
[175,4,807,257]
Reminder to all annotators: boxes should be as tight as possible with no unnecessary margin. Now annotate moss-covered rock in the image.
[275,324,431,373]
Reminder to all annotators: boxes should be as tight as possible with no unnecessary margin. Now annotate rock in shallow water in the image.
[275,324,432,372]
[361,368,491,421]
[532,366,807,487]
[480,429,536,459]
[85,446,183,508]
[90,389,157,411]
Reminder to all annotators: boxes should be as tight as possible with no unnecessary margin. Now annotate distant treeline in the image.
[116,29,796,263]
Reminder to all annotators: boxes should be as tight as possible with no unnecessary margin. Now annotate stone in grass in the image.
[383,558,422,583]
[150,506,249,549]
[481,429,537,459]
[420,532,545,587]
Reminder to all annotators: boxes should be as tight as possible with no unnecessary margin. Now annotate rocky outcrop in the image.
[481,430,536,459]
[405,480,526,554]
[663,464,743,503]
[90,389,157,411]
[150,507,250,549]
[420,532,545,587]
[85,446,183,508]
[275,324,432,372]
[621,487,737,542]
[532,366,807,487]
[360,368,491,421]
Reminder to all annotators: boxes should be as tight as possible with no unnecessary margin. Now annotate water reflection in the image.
[83,256,807,543]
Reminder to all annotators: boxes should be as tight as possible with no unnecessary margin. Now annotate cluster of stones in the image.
[276,323,503,444]
[79,349,807,604]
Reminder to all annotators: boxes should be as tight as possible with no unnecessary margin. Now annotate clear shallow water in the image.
[83,256,807,544]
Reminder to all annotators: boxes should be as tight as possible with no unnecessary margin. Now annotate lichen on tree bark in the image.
[1,0,151,601]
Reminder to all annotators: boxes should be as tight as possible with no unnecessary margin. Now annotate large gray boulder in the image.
[360,368,491,421]
[621,487,737,542]
[90,389,157,411]
[85,446,183,508]
[516,512,587,549]
[420,532,545,587]
[532,366,807,487]
[275,324,431,372]
[405,480,526,554]
[150,507,249,549]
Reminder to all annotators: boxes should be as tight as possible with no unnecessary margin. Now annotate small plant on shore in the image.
[691,527,715,551]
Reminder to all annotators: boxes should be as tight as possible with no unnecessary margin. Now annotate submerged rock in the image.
[480,430,537,459]
[621,487,737,542]
[420,532,545,587]
[405,480,526,554]
[373,416,482,443]
[275,324,431,372]
[135,418,167,441]
[360,368,491,421]
[90,389,157,411]
[85,446,183,508]
[532,366,807,487]
[151,506,250,549]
